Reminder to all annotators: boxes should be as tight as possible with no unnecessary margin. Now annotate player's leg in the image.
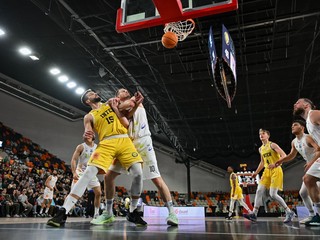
[299,182,315,224]
[243,183,266,222]
[269,187,294,223]
[152,177,178,225]
[118,137,146,226]
[238,198,253,214]
[39,199,47,216]
[252,184,266,216]
[226,199,235,221]
[303,162,320,226]
[138,136,178,225]
[47,165,99,227]
[269,167,294,223]
[90,170,119,225]
[45,199,52,216]
[92,186,102,218]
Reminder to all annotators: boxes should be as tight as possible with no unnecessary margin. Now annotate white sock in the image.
[130,198,138,212]
[63,195,78,213]
[45,208,49,213]
[106,199,113,215]
[166,201,174,214]
[39,208,43,214]
[94,207,100,216]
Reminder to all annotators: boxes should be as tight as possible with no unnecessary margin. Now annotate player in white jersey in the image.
[293,98,320,226]
[269,120,320,224]
[40,170,58,216]
[109,88,178,226]
[71,136,101,218]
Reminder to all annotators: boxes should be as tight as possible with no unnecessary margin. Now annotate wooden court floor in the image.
[0,216,319,240]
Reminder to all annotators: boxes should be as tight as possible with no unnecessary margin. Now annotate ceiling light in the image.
[0,28,5,36]
[67,81,77,89]
[19,47,32,56]
[50,68,61,75]
[29,55,40,61]
[58,75,68,83]
[75,87,85,95]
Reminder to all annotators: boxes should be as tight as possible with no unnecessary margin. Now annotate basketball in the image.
[161,31,178,49]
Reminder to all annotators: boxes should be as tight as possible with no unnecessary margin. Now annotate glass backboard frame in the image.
[116,0,238,32]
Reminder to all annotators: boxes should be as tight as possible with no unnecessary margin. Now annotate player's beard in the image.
[293,107,304,116]
[91,96,101,103]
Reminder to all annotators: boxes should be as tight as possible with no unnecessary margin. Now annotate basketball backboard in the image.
[116,0,238,32]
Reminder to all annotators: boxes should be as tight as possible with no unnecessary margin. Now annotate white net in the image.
[164,19,195,41]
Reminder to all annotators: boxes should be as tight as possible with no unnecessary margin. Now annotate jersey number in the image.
[106,116,114,124]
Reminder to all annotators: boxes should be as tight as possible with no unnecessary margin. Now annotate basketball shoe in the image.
[167,212,179,226]
[243,213,257,222]
[126,209,147,226]
[283,211,295,223]
[305,213,320,226]
[299,216,314,224]
[90,211,115,225]
[47,207,67,227]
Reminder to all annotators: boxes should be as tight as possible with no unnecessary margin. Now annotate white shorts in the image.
[109,136,161,180]
[306,159,320,179]
[44,187,54,200]
[71,168,100,190]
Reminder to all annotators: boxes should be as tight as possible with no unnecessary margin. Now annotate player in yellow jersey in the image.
[244,129,295,223]
[47,89,146,227]
[225,166,253,221]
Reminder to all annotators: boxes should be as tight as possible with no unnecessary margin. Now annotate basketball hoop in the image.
[164,19,195,41]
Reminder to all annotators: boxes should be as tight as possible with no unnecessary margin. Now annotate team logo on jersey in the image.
[132,152,138,157]
[148,146,153,152]
[141,123,146,129]
[92,152,100,159]
[149,165,156,173]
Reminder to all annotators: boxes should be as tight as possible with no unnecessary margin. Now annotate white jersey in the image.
[77,142,97,171]
[47,175,58,188]
[306,110,320,144]
[293,133,315,163]
[128,106,151,140]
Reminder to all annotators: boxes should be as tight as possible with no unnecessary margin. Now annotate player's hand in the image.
[134,91,144,105]
[268,164,276,169]
[252,172,257,178]
[110,98,120,109]
[73,172,79,180]
[83,130,95,139]
[50,187,53,191]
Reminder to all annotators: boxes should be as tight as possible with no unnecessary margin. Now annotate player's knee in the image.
[83,166,98,179]
[129,163,143,179]
[105,170,120,182]
[152,177,163,188]
[94,188,102,197]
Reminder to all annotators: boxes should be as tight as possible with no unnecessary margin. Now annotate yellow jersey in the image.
[89,103,128,141]
[229,172,240,190]
[260,141,280,168]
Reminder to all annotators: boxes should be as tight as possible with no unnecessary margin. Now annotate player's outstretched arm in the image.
[71,144,84,180]
[273,141,297,168]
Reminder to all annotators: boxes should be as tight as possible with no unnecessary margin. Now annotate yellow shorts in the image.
[87,137,142,173]
[231,186,244,200]
[259,167,283,191]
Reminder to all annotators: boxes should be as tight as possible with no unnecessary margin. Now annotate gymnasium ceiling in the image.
[0,0,320,172]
